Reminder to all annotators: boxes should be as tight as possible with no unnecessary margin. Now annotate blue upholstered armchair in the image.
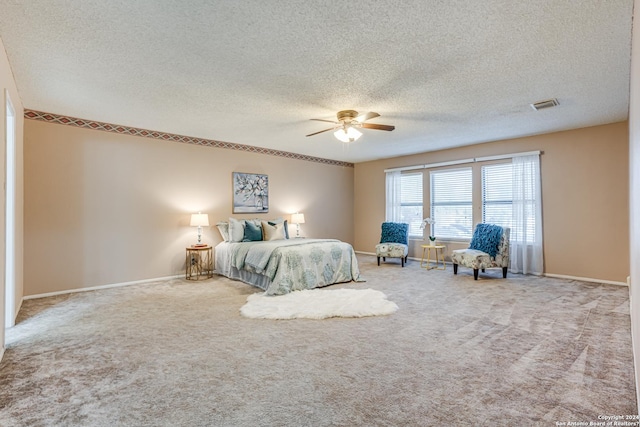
[376,222,409,267]
[451,224,510,280]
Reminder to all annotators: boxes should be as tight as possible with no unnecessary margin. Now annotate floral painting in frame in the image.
[232,172,269,213]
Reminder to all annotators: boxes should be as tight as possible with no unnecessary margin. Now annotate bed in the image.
[214,238,363,295]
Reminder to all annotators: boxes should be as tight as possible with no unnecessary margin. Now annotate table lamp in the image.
[290,212,305,238]
[190,212,209,246]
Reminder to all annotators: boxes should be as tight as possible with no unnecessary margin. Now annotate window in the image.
[400,173,423,236]
[482,163,513,229]
[430,168,472,239]
[387,152,542,272]
[482,162,537,242]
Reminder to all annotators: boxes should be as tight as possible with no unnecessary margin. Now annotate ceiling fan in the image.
[306,110,395,142]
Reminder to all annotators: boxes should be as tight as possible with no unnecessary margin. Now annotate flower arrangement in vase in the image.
[421,218,436,245]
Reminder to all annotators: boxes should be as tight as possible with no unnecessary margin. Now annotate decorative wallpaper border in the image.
[24,110,354,168]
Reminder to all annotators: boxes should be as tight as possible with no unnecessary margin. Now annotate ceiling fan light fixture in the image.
[306,110,393,140]
[334,126,362,143]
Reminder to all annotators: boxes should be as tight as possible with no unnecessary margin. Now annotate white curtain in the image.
[385,171,402,222]
[510,154,544,275]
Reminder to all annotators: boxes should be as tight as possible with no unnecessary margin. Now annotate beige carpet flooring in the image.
[0,255,636,426]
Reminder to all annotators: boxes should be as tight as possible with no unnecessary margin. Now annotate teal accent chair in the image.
[451,225,510,280]
[375,222,409,267]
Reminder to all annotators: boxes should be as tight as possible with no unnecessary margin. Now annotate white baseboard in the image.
[0,347,4,364]
[356,251,376,256]
[355,251,424,261]
[24,274,184,300]
[355,251,436,263]
[543,273,627,287]
[356,251,627,285]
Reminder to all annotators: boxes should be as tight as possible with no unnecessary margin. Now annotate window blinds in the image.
[430,168,473,239]
[482,163,513,229]
[482,162,537,243]
[400,173,423,236]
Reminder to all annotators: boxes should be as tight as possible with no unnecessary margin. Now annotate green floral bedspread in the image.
[230,239,364,295]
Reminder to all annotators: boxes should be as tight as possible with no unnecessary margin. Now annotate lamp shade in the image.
[190,213,209,227]
[290,213,305,224]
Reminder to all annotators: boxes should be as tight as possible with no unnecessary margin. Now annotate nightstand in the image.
[185,246,213,280]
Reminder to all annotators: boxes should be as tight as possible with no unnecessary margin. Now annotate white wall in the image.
[0,36,25,359]
[629,0,640,414]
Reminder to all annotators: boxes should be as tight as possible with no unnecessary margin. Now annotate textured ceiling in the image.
[0,1,634,163]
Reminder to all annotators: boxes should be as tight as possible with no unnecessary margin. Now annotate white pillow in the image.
[228,218,245,242]
[216,222,230,241]
[261,221,285,241]
[267,217,289,239]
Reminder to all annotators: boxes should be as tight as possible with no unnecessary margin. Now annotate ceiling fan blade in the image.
[310,119,338,124]
[356,112,380,122]
[361,123,395,131]
[306,127,335,137]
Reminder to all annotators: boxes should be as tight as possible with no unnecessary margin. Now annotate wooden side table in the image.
[185,246,213,280]
[420,245,446,270]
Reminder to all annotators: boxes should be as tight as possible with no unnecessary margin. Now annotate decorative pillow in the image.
[246,218,262,227]
[216,222,230,242]
[243,220,263,242]
[261,221,285,241]
[268,218,289,239]
[469,223,503,258]
[228,218,245,242]
[380,222,409,245]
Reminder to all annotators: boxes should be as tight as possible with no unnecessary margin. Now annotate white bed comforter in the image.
[215,239,363,295]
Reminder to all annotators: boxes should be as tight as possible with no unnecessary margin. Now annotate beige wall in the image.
[0,37,24,353]
[21,105,632,290]
[628,0,640,413]
[355,122,629,283]
[24,120,354,296]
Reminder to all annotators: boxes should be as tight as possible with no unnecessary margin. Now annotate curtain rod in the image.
[383,150,542,173]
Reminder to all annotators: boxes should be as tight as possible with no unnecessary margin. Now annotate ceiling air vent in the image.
[530,98,559,111]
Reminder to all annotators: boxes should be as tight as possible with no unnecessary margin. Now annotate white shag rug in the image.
[240,288,399,319]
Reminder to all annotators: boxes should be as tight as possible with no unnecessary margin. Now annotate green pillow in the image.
[242,220,263,242]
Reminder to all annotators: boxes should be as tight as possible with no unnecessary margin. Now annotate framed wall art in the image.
[232,172,269,213]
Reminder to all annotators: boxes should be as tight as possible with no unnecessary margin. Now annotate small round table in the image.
[185,246,213,280]
[420,245,446,270]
